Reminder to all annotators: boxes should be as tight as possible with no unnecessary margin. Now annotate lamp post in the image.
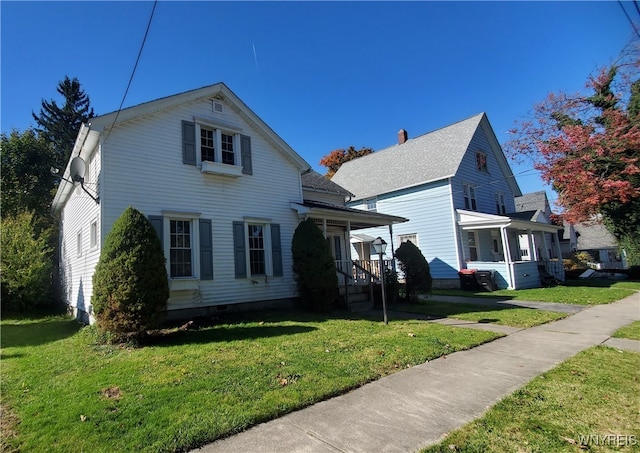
[372,236,388,325]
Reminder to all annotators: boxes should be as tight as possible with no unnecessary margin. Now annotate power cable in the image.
[103,0,158,144]
[618,0,640,39]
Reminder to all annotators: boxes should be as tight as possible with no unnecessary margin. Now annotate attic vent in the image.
[212,101,224,113]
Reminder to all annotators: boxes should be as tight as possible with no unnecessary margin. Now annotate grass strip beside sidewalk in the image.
[423,345,640,453]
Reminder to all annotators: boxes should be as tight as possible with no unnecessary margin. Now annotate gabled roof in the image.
[331,113,519,201]
[302,170,353,197]
[515,191,551,214]
[52,83,311,213]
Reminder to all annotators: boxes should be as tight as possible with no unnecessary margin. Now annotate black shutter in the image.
[199,219,213,280]
[233,221,247,278]
[241,135,252,175]
[271,224,283,277]
[182,121,196,165]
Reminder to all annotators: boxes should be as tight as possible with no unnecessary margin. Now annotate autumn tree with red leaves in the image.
[319,146,373,178]
[505,43,640,265]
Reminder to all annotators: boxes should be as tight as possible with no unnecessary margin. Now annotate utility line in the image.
[618,0,640,39]
[103,0,158,144]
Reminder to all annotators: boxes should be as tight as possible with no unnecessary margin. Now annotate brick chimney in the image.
[398,129,408,144]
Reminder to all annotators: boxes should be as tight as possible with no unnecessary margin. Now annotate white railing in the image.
[335,259,392,286]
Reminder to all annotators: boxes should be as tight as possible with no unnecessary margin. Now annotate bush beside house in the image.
[92,207,169,342]
[395,241,432,302]
[291,218,338,312]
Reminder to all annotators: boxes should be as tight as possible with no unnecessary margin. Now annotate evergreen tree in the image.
[395,241,432,302]
[291,218,338,312]
[92,207,169,343]
[32,76,95,170]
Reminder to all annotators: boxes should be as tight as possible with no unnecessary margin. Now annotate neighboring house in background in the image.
[52,83,405,323]
[572,221,624,269]
[515,192,625,270]
[514,191,565,262]
[331,113,564,290]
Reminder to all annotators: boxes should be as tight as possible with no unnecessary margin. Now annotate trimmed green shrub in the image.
[0,211,53,311]
[92,207,169,342]
[291,218,338,312]
[395,240,432,302]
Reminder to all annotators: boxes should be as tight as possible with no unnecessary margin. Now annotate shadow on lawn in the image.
[150,322,318,347]
[0,317,82,348]
[390,300,530,321]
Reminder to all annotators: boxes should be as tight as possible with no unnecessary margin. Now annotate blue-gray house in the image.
[331,113,564,289]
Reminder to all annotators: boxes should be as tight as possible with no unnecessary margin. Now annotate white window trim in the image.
[398,233,418,247]
[162,211,201,282]
[463,184,477,211]
[76,230,82,257]
[467,231,479,261]
[89,219,98,250]
[195,119,243,176]
[243,219,273,277]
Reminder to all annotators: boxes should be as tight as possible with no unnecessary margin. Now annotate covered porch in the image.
[457,209,565,290]
[291,200,407,308]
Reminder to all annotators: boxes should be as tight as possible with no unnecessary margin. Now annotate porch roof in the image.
[291,200,408,230]
[457,209,561,233]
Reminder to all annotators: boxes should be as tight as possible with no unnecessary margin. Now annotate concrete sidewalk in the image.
[194,293,639,453]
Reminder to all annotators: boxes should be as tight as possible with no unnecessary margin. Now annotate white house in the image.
[331,113,565,290]
[52,83,405,323]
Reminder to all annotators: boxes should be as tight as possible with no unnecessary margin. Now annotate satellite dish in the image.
[69,157,86,183]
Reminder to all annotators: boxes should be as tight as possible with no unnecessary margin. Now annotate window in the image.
[399,233,418,246]
[149,214,213,283]
[221,133,235,165]
[183,120,252,176]
[463,184,477,211]
[170,220,193,278]
[476,152,488,173]
[365,198,377,212]
[197,124,238,165]
[467,232,478,261]
[200,126,216,162]
[233,220,283,279]
[248,224,266,276]
[90,220,98,249]
[495,193,506,215]
[77,230,82,257]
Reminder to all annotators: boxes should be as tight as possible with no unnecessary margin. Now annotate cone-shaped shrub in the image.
[92,206,169,342]
[395,240,432,302]
[291,218,338,312]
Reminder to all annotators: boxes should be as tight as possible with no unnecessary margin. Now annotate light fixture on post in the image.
[372,236,388,325]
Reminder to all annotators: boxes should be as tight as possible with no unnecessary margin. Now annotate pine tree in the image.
[32,76,95,170]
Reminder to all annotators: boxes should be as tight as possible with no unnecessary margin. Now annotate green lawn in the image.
[432,279,640,305]
[392,301,567,328]
[423,346,640,452]
[0,310,501,453]
[613,320,640,341]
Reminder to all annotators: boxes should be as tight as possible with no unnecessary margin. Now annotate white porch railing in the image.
[335,259,392,286]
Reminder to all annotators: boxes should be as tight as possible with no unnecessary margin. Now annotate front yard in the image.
[432,279,640,305]
[1,311,500,453]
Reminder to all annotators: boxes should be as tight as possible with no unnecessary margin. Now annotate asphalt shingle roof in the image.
[331,113,485,200]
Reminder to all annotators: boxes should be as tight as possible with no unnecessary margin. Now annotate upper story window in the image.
[495,192,506,215]
[476,152,488,173]
[182,120,252,177]
[365,198,377,212]
[463,184,477,211]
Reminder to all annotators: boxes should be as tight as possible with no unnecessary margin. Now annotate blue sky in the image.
[1,1,636,205]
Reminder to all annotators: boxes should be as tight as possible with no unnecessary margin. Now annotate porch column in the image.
[322,218,327,239]
[527,229,535,261]
[501,226,515,289]
[388,224,397,272]
[540,231,550,259]
[346,221,352,263]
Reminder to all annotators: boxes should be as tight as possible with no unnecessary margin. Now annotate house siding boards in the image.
[100,98,302,311]
[54,85,312,321]
[348,180,459,280]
